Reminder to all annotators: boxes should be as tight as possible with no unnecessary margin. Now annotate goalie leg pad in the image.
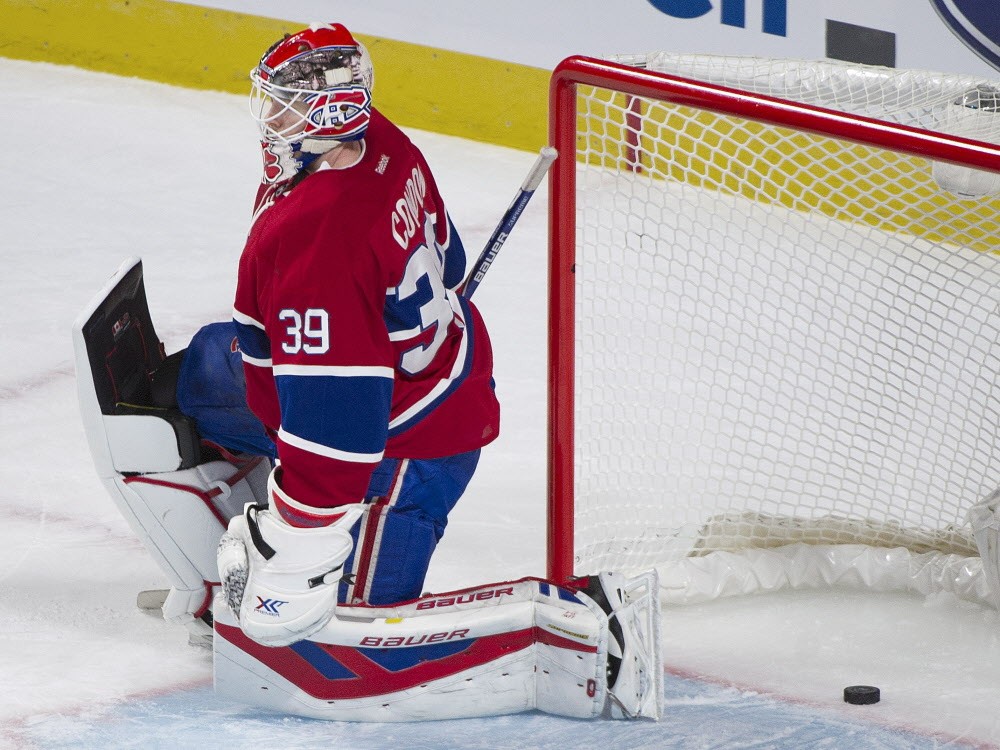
[576,570,663,720]
[108,455,270,644]
[213,577,611,721]
[532,595,608,718]
[584,570,663,721]
[72,258,271,642]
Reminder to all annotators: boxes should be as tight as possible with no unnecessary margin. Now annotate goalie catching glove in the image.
[217,467,364,646]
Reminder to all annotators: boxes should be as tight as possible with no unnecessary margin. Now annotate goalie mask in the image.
[250,24,375,183]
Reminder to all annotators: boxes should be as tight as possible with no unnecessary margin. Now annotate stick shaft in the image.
[459,146,558,299]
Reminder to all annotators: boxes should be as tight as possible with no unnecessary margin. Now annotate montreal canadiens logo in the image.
[931,0,1000,72]
[305,87,371,136]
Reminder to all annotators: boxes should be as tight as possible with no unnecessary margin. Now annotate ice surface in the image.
[2,58,999,748]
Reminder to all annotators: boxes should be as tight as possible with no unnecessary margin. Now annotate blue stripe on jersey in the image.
[384,273,433,334]
[384,213,467,336]
[387,295,476,439]
[275,372,392,455]
[233,319,271,361]
[441,215,466,290]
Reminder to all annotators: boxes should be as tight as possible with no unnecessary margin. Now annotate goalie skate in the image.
[579,570,662,720]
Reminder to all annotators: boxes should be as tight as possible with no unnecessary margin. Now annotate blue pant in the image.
[339,450,481,606]
[177,322,277,459]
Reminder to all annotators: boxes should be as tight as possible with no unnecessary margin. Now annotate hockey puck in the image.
[843,685,880,705]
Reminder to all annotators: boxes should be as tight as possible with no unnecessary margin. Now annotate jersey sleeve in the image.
[238,204,395,523]
[233,246,280,436]
[418,149,467,291]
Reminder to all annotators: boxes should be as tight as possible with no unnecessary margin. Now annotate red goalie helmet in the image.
[250,23,374,181]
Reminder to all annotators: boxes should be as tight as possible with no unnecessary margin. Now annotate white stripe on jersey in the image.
[387,318,469,431]
[272,364,394,378]
[387,327,421,341]
[233,308,265,329]
[241,353,273,368]
[278,427,384,464]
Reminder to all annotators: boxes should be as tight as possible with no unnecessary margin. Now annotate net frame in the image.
[546,56,1000,594]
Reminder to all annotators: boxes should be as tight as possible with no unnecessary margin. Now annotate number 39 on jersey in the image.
[279,308,330,354]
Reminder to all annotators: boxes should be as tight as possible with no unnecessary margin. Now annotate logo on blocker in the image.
[255,597,288,616]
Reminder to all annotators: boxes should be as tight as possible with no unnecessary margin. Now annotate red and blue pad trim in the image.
[215,622,594,700]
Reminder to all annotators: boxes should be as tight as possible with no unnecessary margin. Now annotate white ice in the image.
[2,58,1000,749]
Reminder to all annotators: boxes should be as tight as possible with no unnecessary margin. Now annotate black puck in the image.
[843,685,880,705]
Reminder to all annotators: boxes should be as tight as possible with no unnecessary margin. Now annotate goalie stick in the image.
[458,146,558,299]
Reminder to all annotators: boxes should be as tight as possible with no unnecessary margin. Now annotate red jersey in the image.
[233,110,499,520]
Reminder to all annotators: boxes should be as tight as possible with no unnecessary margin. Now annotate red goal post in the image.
[546,55,1000,601]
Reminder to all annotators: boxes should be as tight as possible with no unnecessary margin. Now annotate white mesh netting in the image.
[564,55,1000,602]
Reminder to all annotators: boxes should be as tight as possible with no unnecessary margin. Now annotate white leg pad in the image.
[213,578,622,721]
[106,457,270,638]
[71,256,272,642]
[586,571,663,720]
[533,598,609,718]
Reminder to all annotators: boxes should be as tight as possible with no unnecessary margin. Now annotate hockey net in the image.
[547,54,1000,606]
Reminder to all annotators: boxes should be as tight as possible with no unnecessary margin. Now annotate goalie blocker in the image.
[213,572,662,721]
